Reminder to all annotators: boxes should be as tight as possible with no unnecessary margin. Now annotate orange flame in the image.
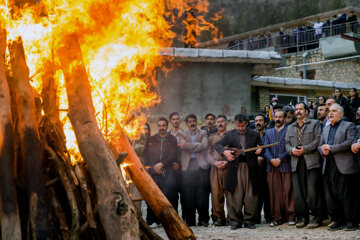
[0,0,221,165]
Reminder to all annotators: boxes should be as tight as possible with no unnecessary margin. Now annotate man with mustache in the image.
[215,114,263,230]
[207,115,230,226]
[254,114,271,224]
[143,117,179,227]
[264,110,295,226]
[201,113,218,136]
[285,102,324,228]
[320,104,359,231]
[179,114,210,227]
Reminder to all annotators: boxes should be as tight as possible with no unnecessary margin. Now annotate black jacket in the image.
[346,95,360,122]
[215,128,263,193]
[143,133,178,170]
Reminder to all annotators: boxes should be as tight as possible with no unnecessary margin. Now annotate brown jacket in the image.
[180,128,209,171]
[208,132,227,165]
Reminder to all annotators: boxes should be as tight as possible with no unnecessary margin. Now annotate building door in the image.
[269,93,306,106]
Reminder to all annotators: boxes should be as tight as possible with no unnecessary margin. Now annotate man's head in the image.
[329,103,343,124]
[274,111,285,128]
[216,115,228,132]
[204,113,216,130]
[157,117,168,136]
[169,112,180,128]
[273,104,284,113]
[317,103,327,121]
[356,107,360,120]
[325,98,335,112]
[185,114,197,132]
[254,113,266,131]
[235,114,248,135]
[295,102,309,121]
[283,105,295,126]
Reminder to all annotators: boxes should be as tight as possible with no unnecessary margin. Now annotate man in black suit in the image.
[319,103,359,231]
[215,114,262,230]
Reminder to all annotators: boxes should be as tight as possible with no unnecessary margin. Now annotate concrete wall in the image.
[150,62,252,119]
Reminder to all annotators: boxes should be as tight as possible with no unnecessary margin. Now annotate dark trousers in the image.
[267,169,295,222]
[147,168,177,224]
[182,158,210,226]
[323,158,359,224]
[292,157,323,221]
[256,166,271,223]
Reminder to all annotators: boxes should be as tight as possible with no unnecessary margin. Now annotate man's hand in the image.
[223,150,235,161]
[321,144,331,156]
[214,161,227,169]
[258,156,265,167]
[291,146,304,156]
[270,158,281,167]
[351,142,360,154]
[153,162,164,174]
[173,162,180,171]
[255,145,262,155]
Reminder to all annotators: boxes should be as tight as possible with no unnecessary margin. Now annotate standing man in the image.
[208,115,229,226]
[168,112,184,213]
[317,103,327,131]
[143,117,178,227]
[254,113,271,224]
[215,114,262,230]
[201,113,217,136]
[320,104,359,231]
[285,102,324,228]
[180,114,210,226]
[264,111,295,226]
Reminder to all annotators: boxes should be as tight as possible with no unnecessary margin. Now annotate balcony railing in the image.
[228,21,359,53]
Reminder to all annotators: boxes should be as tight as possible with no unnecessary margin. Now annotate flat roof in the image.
[160,48,281,64]
[253,76,360,89]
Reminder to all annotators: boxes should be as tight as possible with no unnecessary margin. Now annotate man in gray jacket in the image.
[285,102,324,228]
[320,104,359,231]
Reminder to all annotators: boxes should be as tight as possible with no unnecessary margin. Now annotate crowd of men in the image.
[136,88,360,232]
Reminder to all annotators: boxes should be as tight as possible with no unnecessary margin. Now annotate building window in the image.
[269,93,306,105]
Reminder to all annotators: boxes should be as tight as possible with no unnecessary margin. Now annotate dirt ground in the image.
[153,223,360,240]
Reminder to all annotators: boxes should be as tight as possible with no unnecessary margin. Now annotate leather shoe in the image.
[344,222,358,231]
[230,223,242,230]
[296,218,307,228]
[214,219,226,226]
[244,223,256,229]
[328,221,344,231]
[307,220,321,229]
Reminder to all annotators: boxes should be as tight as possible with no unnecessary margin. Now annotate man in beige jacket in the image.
[208,115,229,226]
[180,114,210,227]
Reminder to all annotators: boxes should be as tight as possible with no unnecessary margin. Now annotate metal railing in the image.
[228,20,359,53]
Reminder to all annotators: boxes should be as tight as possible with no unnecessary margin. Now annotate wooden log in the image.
[0,29,22,240]
[56,33,139,240]
[116,125,196,239]
[9,37,51,239]
[48,187,70,240]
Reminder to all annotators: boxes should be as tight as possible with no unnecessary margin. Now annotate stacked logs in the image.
[0,31,196,239]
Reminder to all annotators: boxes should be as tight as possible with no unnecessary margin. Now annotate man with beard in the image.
[264,111,295,226]
[215,114,262,230]
[320,104,359,231]
[317,104,327,131]
[143,117,178,227]
[254,113,271,224]
[201,113,217,136]
[180,114,210,226]
[285,102,324,228]
[283,105,295,127]
[208,115,230,226]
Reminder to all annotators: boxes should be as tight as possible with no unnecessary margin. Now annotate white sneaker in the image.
[149,223,158,228]
[288,220,296,226]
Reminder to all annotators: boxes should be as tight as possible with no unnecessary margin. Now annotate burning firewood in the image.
[9,37,52,239]
[56,33,139,240]
[0,29,22,240]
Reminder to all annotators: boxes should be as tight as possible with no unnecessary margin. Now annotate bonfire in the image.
[0,0,221,239]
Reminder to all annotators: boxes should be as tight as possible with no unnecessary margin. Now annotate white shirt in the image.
[314,22,323,35]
